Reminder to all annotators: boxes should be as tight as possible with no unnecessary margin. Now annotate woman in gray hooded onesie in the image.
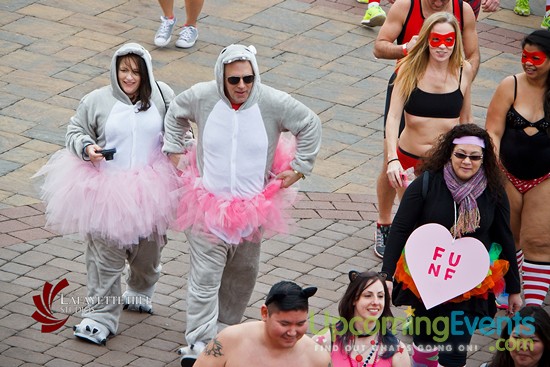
[36,43,177,345]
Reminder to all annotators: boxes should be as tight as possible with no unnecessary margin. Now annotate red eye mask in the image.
[521,50,547,66]
[429,32,456,48]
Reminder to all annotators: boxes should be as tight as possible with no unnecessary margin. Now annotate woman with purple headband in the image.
[486,29,550,308]
[381,124,522,367]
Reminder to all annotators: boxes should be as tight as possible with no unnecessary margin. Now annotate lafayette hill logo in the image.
[32,278,70,333]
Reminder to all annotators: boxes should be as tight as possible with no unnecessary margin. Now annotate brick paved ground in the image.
[1,0,549,366]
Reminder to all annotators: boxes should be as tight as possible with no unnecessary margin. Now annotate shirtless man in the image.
[193,281,331,367]
[370,0,479,259]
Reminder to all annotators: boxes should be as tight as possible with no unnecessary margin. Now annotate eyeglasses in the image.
[453,152,483,161]
[226,75,255,85]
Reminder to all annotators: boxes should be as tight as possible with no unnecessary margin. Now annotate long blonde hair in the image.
[393,12,465,103]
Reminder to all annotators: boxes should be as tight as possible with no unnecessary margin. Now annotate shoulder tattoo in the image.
[204,337,224,358]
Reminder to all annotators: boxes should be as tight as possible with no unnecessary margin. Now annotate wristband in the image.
[293,169,305,180]
[402,43,408,56]
[387,158,399,165]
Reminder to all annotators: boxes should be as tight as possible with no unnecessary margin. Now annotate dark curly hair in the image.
[420,124,504,197]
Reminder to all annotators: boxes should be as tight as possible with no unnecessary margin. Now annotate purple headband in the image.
[452,136,485,148]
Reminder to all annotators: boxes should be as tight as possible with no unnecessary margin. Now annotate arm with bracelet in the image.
[385,77,406,189]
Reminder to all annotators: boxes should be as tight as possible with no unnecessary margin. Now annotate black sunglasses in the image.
[226,75,255,85]
[453,152,483,161]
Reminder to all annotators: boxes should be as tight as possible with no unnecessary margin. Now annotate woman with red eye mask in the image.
[486,29,550,310]
[385,12,474,200]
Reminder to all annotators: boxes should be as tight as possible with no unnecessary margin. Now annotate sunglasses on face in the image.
[453,152,483,161]
[429,32,456,48]
[226,75,255,85]
[521,50,547,66]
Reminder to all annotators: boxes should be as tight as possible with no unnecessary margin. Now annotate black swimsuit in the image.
[404,67,463,118]
[500,75,550,180]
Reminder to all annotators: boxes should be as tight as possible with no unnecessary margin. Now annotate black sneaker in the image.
[374,224,390,259]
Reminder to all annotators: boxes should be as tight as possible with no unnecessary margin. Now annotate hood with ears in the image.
[214,44,261,108]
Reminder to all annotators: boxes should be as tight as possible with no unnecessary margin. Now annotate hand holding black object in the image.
[98,148,116,160]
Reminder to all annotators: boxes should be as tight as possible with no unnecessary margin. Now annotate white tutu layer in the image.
[35,149,180,248]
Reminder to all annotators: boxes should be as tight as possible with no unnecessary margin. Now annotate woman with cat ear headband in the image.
[313,271,410,367]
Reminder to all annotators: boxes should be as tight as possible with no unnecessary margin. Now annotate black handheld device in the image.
[98,148,116,161]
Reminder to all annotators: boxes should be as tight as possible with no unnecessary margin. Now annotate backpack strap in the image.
[156,81,174,118]
[422,171,430,200]
[156,81,166,106]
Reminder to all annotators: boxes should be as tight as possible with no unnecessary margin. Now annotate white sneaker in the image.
[154,16,176,47]
[178,340,206,367]
[175,25,198,48]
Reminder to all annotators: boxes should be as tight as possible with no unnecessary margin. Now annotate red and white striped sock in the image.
[516,249,524,275]
[522,260,550,306]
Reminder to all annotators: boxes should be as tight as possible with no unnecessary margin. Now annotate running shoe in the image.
[361,5,387,27]
[513,0,530,16]
[542,10,550,29]
[175,25,198,48]
[154,16,176,47]
[374,224,390,259]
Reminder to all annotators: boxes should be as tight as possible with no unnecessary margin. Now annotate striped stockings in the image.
[516,249,524,272]
[522,260,550,306]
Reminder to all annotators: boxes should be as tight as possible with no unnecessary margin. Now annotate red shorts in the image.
[397,146,421,171]
[502,167,550,194]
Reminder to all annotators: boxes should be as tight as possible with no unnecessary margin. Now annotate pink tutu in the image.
[175,136,299,245]
[34,149,180,248]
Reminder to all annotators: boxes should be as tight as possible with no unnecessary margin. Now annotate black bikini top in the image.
[404,67,463,119]
[506,75,550,130]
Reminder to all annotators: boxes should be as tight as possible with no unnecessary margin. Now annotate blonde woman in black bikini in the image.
[385,12,473,198]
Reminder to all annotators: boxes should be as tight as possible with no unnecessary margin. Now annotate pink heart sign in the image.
[404,223,490,309]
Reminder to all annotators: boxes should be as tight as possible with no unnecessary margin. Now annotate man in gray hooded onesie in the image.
[163,44,322,366]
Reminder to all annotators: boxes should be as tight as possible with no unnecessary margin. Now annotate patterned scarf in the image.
[443,162,487,237]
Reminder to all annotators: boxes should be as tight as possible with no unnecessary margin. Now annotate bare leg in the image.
[504,179,523,251]
[517,179,550,305]
[158,0,175,18]
[520,179,550,261]
[184,0,204,26]
[377,141,396,225]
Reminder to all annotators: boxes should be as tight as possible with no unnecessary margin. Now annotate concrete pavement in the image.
[1,0,549,366]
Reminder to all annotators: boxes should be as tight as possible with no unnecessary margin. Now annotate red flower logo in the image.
[32,278,70,333]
